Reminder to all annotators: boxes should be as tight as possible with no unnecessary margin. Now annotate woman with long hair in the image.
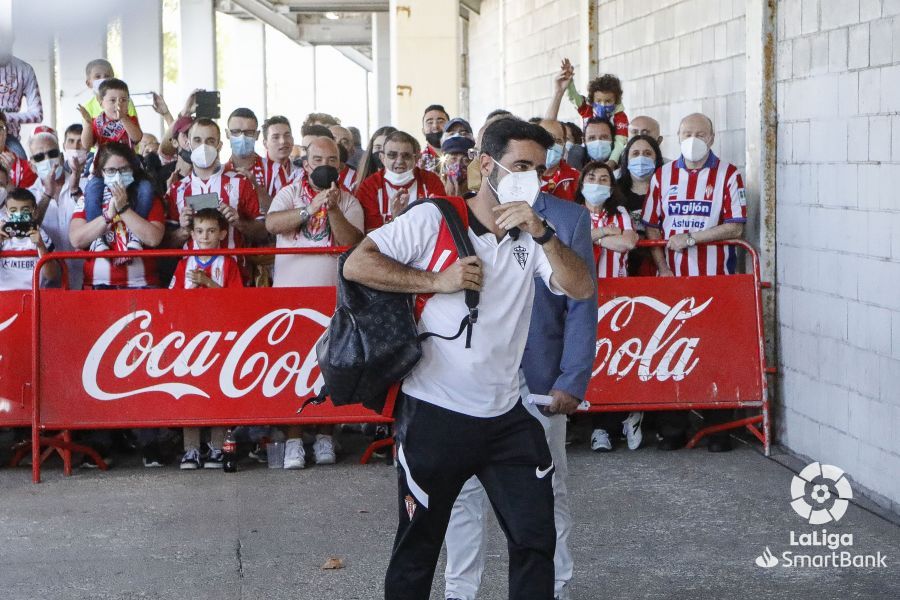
[616,134,663,276]
[352,125,397,193]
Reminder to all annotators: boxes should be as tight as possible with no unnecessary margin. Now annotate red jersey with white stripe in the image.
[356,168,447,231]
[541,160,580,201]
[166,167,261,249]
[339,165,356,190]
[169,255,244,289]
[590,206,632,279]
[4,152,36,188]
[576,102,629,138]
[260,154,302,197]
[91,112,140,149]
[0,57,44,137]
[223,154,266,189]
[74,197,165,289]
[641,152,747,276]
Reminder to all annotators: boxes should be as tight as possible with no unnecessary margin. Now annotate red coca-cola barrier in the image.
[12,240,771,483]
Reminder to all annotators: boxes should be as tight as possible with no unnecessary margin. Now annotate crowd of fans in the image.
[0,50,747,469]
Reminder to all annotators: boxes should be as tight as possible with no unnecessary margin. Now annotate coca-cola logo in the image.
[0,312,20,413]
[82,309,330,401]
[594,296,712,382]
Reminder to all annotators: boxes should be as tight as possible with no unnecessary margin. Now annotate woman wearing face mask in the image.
[574,161,643,452]
[352,125,397,194]
[73,142,162,270]
[616,134,664,276]
[355,130,446,232]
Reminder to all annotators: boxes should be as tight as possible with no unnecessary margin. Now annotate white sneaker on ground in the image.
[313,435,336,465]
[590,428,613,452]
[283,438,305,469]
[180,447,201,470]
[204,446,224,469]
[622,411,644,451]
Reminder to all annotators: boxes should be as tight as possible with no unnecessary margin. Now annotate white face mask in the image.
[190,144,219,169]
[384,168,415,186]
[63,148,88,164]
[488,158,540,206]
[91,78,107,95]
[680,136,710,163]
[35,158,63,181]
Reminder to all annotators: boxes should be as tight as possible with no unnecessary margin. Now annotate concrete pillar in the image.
[579,0,599,82]
[121,0,163,136]
[389,0,459,143]
[372,11,391,128]
[179,0,217,98]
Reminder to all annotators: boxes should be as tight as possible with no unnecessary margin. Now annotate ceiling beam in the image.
[334,46,374,72]
[280,1,388,11]
[228,0,299,39]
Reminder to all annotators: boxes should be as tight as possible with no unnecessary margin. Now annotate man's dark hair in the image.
[423,104,449,119]
[64,123,83,138]
[300,124,334,139]
[92,142,149,181]
[587,73,623,103]
[563,122,582,145]
[262,115,291,139]
[98,78,129,99]
[190,117,221,139]
[383,130,421,154]
[8,187,36,205]
[190,207,229,230]
[486,109,513,120]
[347,126,362,148]
[481,118,554,161]
[338,142,348,164]
[527,116,542,124]
[584,117,614,138]
[227,107,258,126]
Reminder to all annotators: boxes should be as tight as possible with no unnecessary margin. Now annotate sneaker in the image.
[590,428,613,452]
[204,446,224,468]
[126,232,143,251]
[313,435,336,465]
[283,438,305,469]
[89,237,109,252]
[180,447,201,470]
[372,425,390,459]
[143,454,165,468]
[248,443,268,464]
[622,412,644,450]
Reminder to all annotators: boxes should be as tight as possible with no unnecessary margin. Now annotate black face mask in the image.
[425,131,443,148]
[371,153,384,171]
[178,148,192,164]
[310,165,340,191]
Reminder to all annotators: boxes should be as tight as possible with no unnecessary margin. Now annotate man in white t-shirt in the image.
[343,118,594,599]
[266,136,364,287]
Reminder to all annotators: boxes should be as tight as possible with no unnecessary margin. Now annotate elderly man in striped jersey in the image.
[641,112,747,452]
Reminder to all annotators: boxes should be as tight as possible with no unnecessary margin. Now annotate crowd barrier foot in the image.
[685,414,764,450]
[9,431,109,483]
[360,436,395,465]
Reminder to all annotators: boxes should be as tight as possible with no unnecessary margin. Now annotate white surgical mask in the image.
[63,148,88,164]
[190,144,219,169]
[488,158,540,206]
[384,168,415,186]
[91,78,107,95]
[35,159,63,180]
[680,136,709,163]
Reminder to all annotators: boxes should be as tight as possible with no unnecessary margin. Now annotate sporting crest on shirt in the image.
[512,245,529,270]
[666,185,679,199]
[404,494,417,520]
[704,184,715,200]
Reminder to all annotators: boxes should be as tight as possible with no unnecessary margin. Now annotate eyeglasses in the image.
[102,167,133,176]
[382,151,415,161]
[31,148,61,163]
[229,129,259,137]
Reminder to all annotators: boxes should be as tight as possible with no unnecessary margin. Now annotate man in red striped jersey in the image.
[260,115,303,199]
[538,119,580,202]
[641,112,747,452]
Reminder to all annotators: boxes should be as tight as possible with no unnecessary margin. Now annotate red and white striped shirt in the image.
[590,206,632,279]
[166,168,261,249]
[641,152,746,276]
[91,112,140,149]
[0,57,44,138]
[355,168,447,232]
[3,152,36,188]
[260,154,302,197]
[169,255,244,289]
[541,160,580,201]
[74,197,165,289]
[223,154,266,189]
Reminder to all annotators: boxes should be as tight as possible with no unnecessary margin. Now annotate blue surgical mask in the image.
[104,171,134,188]
[564,140,574,154]
[585,139,612,162]
[546,143,564,168]
[592,103,615,119]
[582,183,611,207]
[229,134,255,158]
[627,156,657,179]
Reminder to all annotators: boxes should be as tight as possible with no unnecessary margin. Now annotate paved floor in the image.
[0,433,897,600]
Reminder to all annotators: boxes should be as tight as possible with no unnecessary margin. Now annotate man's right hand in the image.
[179,205,195,229]
[553,58,574,94]
[434,256,483,293]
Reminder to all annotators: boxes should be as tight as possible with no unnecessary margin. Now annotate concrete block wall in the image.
[776,0,900,512]
[595,0,747,169]
[467,0,583,127]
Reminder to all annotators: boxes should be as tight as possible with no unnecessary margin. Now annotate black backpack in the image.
[299,197,479,415]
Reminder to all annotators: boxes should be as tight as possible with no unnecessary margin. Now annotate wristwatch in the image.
[534,220,556,245]
[686,232,697,247]
[299,207,310,224]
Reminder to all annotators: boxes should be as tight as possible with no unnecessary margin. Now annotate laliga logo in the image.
[790,462,853,524]
[594,296,712,382]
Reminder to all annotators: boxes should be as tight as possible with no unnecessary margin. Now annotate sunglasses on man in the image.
[32,148,61,163]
